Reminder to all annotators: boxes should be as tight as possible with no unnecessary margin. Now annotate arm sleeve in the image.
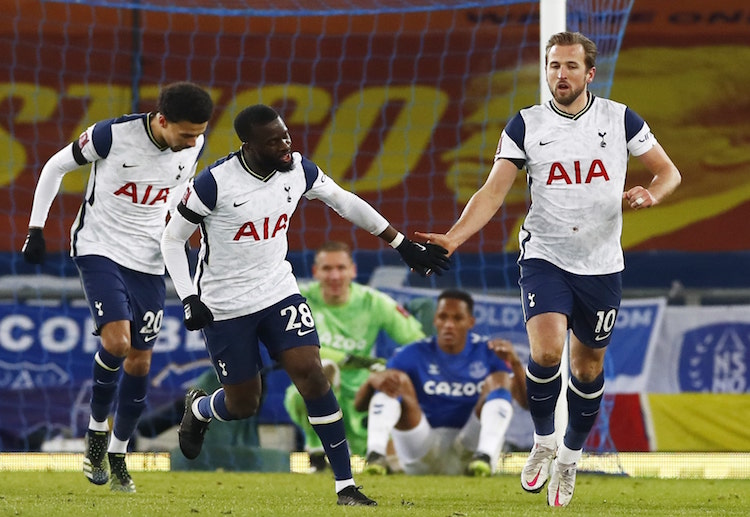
[319,347,348,364]
[376,293,426,345]
[28,143,86,228]
[306,176,389,236]
[161,208,200,300]
[494,112,527,167]
[624,107,656,157]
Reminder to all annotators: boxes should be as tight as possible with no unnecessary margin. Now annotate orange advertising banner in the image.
[0,0,748,258]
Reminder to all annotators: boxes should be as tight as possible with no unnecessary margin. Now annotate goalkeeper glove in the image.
[341,354,386,370]
[22,227,46,264]
[395,238,450,277]
[182,295,214,331]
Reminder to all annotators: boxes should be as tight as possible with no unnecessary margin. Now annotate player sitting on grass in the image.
[354,290,527,476]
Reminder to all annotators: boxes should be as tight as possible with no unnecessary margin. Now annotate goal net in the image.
[0,0,634,460]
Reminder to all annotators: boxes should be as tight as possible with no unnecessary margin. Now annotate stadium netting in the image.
[0,0,634,461]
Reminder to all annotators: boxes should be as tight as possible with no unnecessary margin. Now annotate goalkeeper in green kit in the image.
[284,241,427,471]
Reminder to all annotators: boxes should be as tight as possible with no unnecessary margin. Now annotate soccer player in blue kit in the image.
[22,82,215,492]
[417,32,681,506]
[354,289,527,477]
[160,104,450,506]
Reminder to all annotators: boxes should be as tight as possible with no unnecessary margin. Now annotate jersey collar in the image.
[238,147,277,182]
[548,91,595,120]
[144,112,169,151]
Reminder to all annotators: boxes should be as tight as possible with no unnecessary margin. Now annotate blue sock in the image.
[564,373,605,450]
[112,372,148,441]
[526,359,562,436]
[197,388,235,421]
[305,389,351,481]
[90,348,123,422]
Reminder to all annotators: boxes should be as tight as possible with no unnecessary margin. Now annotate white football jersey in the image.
[71,113,203,274]
[496,95,655,275]
[180,151,388,320]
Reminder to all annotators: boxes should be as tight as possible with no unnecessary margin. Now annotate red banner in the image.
[1,0,748,254]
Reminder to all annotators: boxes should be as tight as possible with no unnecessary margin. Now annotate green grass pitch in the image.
[1,471,747,516]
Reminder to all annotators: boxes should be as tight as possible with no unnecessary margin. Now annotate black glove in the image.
[22,228,46,264]
[182,295,214,331]
[396,238,450,277]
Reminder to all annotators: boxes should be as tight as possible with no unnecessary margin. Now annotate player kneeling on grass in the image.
[354,290,527,477]
[160,104,450,506]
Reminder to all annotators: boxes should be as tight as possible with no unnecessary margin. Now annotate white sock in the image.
[557,443,582,465]
[476,398,513,457]
[88,417,109,432]
[366,392,401,455]
[534,432,557,449]
[335,479,355,493]
[108,435,129,454]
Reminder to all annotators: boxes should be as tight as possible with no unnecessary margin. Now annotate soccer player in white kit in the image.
[160,104,450,506]
[417,32,681,506]
[21,82,214,492]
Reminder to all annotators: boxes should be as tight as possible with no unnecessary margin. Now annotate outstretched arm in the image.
[416,158,519,255]
[312,180,450,276]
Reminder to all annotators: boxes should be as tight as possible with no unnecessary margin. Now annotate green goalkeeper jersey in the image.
[300,282,426,395]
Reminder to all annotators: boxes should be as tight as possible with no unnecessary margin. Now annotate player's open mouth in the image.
[280,153,292,163]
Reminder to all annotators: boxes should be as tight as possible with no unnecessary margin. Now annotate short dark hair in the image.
[437,289,474,314]
[545,31,598,70]
[157,82,214,124]
[234,104,280,143]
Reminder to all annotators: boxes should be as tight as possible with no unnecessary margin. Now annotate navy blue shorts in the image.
[201,293,320,385]
[518,258,622,348]
[73,255,166,350]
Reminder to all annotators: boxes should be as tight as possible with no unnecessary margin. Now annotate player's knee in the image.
[122,348,152,376]
[532,349,563,367]
[293,368,330,400]
[570,367,601,384]
[569,355,603,383]
[100,336,130,359]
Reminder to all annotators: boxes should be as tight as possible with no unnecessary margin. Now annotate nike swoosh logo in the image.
[122,163,139,168]
[143,335,159,342]
[233,199,250,207]
[582,410,600,417]
[330,439,346,449]
[530,394,554,402]
[539,140,555,146]
[528,468,543,487]
[297,328,315,337]
[594,332,612,342]
[414,243,426,251]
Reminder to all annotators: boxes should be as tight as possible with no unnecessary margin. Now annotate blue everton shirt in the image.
[387,333,511,428]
